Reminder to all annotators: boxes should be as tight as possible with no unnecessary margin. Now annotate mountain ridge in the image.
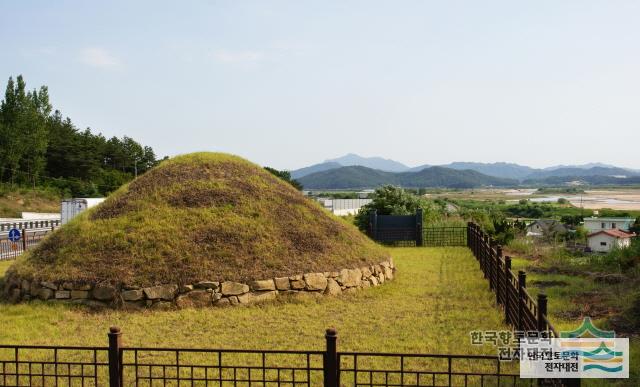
[291,154,639,181]
[298,165,517,189]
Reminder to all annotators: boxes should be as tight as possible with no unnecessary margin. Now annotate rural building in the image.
[587,229,636,253]
[525,219,568,237]
[583,217,635,233]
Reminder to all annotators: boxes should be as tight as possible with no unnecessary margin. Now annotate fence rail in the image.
[0,219,60,232]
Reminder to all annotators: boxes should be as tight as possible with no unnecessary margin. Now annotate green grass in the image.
[10,153,388,286]
[1,248,509,353]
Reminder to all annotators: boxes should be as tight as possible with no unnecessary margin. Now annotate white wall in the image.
[588,234,631,253]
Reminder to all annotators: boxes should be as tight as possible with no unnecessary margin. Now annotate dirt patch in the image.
[529,280,568,288]
[557,292,620,320]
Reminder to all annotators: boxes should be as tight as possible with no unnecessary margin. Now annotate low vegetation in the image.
[0,184,60,217]
[505,239,640,384]
[0,248,510,355]
[9,153,388,286]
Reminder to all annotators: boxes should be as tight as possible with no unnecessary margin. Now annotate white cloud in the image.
[211,50,263,64]
[80,47,122,69]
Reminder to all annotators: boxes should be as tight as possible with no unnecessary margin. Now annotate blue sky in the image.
[1,1,639,170]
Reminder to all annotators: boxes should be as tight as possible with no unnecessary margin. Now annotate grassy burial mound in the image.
[5,153,391,307]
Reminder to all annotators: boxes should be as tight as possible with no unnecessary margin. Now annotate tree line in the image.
[0,75,160,196]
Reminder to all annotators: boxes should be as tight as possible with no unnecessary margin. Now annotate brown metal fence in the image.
[0,328,532,387]
[466,222,558,336]
[0,229,53,261]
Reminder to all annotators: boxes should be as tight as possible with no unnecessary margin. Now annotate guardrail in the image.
[0,219,60,232]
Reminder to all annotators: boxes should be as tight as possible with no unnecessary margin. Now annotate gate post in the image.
[368,210,378,240]
[324,328,338,387]
[517,271,527,331]
[108,326,123,387]
[415,209,423,247]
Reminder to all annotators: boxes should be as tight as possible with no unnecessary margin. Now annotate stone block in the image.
[274,277,291,290]
[221,282,249,295]
[249,279,276,291]
[303,273,327,291]
[143,284,178,300]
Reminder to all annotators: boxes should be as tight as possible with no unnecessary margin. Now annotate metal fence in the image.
[423,227,466,247]
[466,223,558,336]
[0,229,52,261]
[0,327,548,386]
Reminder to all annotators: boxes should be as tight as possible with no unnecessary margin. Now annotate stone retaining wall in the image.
[3,259,395,310]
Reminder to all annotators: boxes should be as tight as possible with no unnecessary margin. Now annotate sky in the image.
[1,1,639,170]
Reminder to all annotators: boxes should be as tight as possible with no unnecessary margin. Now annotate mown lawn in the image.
[0,248,508,355]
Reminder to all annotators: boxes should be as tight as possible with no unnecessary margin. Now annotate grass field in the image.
[2,248,636,385]
[1,248,508,354]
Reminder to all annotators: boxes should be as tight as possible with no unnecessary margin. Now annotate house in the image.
[587,229,636,253]
[583,217,635,233]
[526,219,568,237]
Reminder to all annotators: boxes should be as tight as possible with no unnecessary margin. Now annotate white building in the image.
[317,198,372,216]
[583,217,635,233]
[587,229,635,253]
[61,198,106,224]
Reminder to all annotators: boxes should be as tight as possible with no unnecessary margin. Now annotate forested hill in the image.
[0,75,161,196]
[298,165,517,189]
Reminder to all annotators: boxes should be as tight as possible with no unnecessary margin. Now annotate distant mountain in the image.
[325,153,410,172]
[290,162,342,179]
[524,175,640,186]
[290,154,640,183]
[543,163,620,171]
[524,166,639,180]
[408,164,431,172]
[298,165,517,189]
[440,162,535,180]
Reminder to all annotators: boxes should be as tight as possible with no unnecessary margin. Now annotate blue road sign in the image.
[8,228,21,242]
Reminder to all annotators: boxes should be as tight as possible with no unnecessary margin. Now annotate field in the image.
[425,187,640,212]
[2,247,638,385]
[0,248,508,353]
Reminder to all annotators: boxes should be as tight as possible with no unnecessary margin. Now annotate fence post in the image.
[324,328,338,387]
[368,210,377,240]
[495,245,502,305]
[504,257,511,324]
[21,229,27,251]
[537,294,548,333]
[517,271,526,331]
[108,326,123,387]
